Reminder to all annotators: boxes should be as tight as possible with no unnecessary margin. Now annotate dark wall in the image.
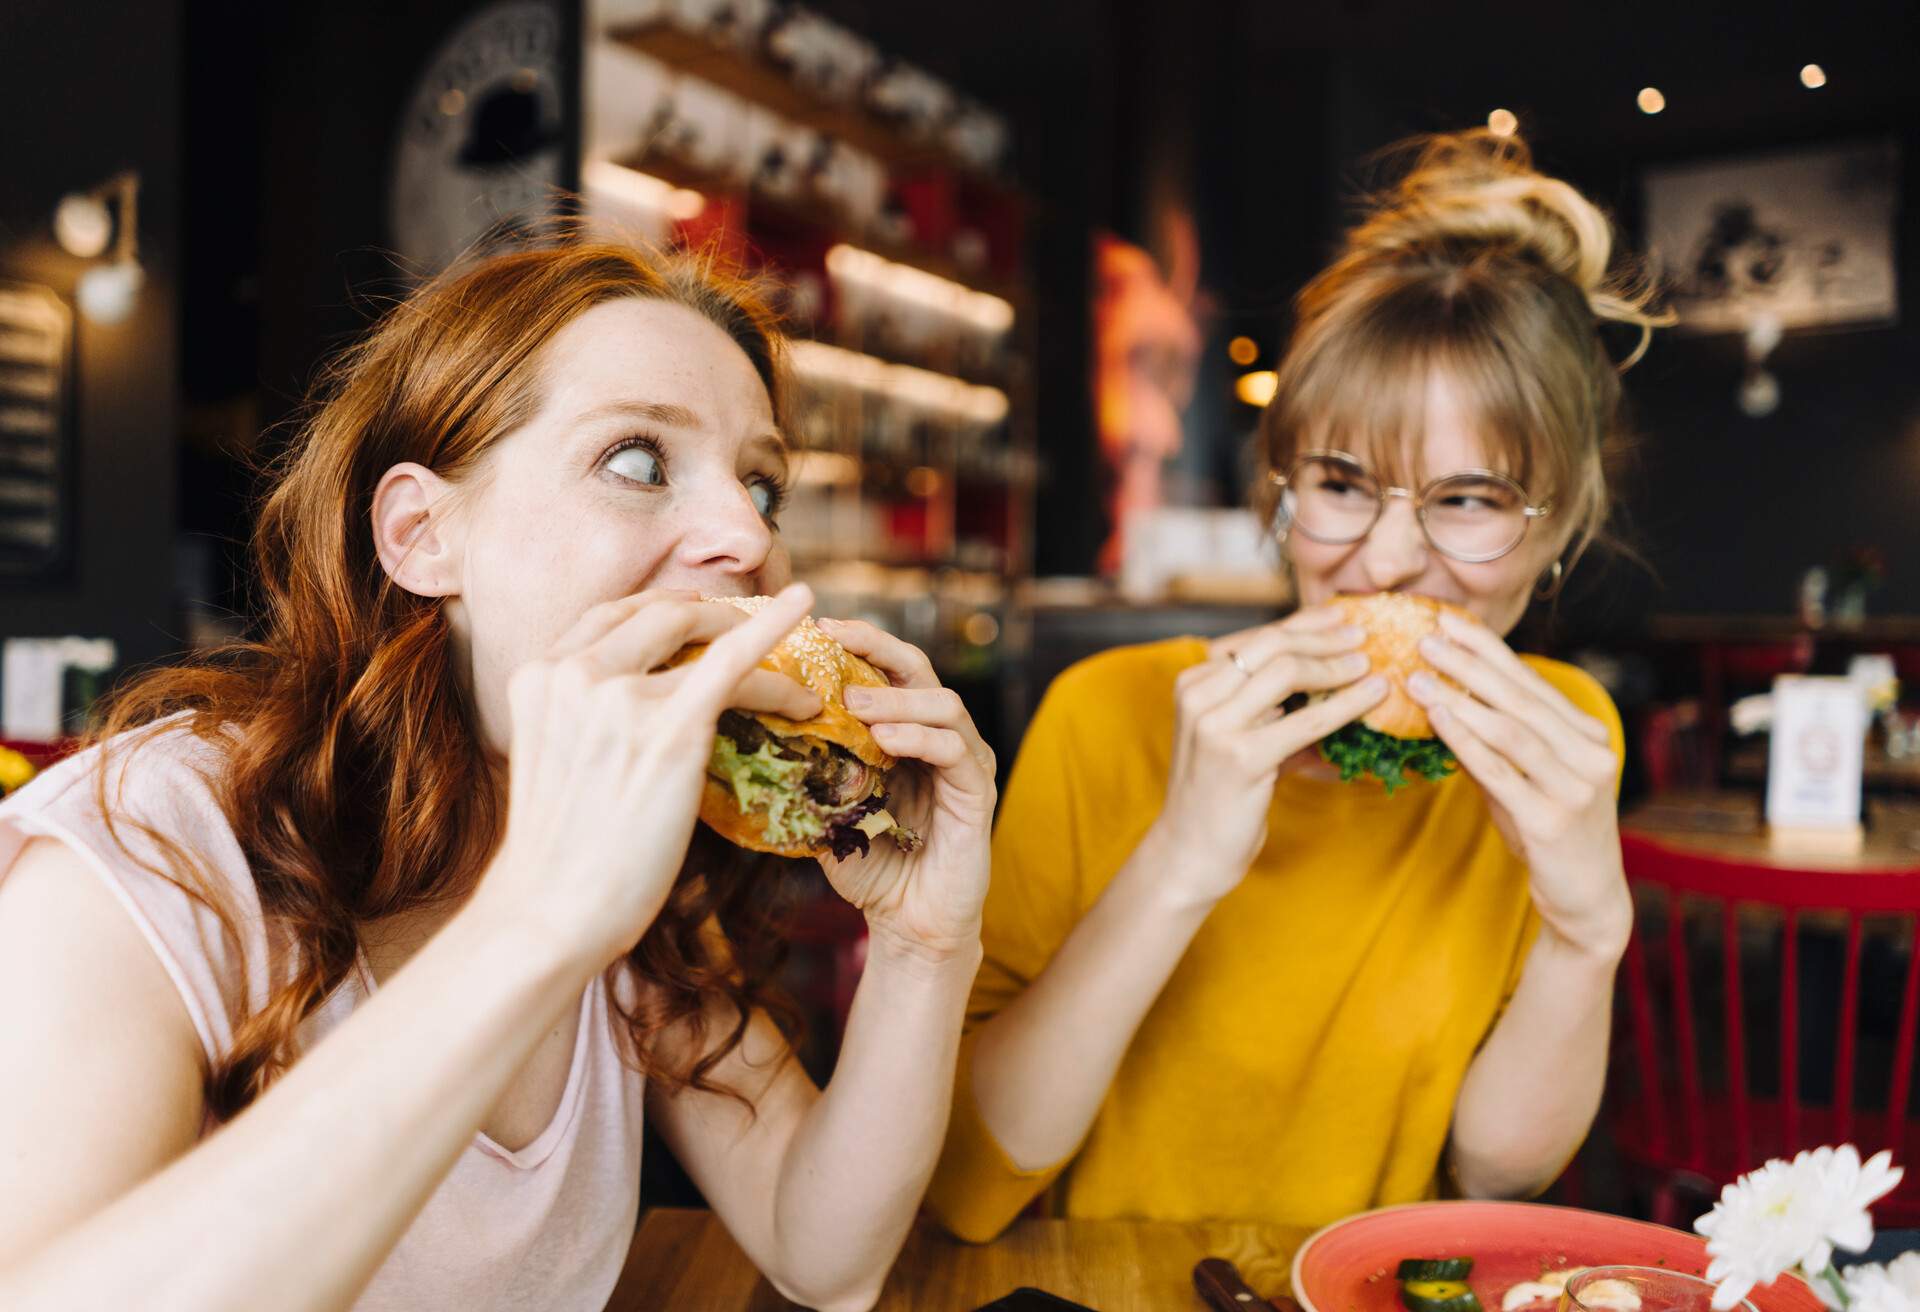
[1603,130,1920,622]
[1205,2,1920,634]
[177,0,583,620]
[0,0,183,669]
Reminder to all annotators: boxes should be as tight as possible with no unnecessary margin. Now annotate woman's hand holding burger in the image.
[814,618,996,966]
[1156,607,1389,903]
[1405,609,1630,959]
[476,586,821,975]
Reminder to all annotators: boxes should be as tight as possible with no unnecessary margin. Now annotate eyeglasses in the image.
[1266,450,1552,563]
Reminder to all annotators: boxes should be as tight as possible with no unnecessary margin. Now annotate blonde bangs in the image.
[1259,266,1600,538]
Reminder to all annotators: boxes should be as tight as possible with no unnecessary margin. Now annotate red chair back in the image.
[1615,832,1920,1225]
[1638,701,1712,794]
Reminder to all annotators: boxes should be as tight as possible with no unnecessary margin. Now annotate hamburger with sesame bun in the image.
[1315,592,1467,794]
[666,596,921,860]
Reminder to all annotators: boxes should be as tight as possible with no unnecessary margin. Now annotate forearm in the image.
[767,934,981,1309]
[1448,928,1622,1198]
[970,823,1219,1170]
[1,899,592,1312]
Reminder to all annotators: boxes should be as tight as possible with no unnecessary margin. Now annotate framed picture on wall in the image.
[0,281,75,582]
[1643,138,1900,335]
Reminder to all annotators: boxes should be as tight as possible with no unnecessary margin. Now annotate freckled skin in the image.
[432,298,795,756]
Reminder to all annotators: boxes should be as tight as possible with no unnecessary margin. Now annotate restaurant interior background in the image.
[4,0,1920,1221]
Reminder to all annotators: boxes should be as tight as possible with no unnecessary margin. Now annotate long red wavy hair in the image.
[91,240,803,1119]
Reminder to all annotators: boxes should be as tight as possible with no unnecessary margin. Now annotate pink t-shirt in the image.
[0,721,647,1310]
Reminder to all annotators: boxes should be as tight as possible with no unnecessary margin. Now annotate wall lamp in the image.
[54,171,144,325]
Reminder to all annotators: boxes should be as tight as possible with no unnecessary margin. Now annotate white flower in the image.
[1694,1146,1905,1310]
[1842,1253,1920,1312]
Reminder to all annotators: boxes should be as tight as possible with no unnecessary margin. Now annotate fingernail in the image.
[845,687,872,709]
[1338,626,1365,644]
[1408,672,1437,700]
[1438,609,1472,636]
[1342,652,1370,675]
[1419,635,1448,661]
[1362,675,1389,696]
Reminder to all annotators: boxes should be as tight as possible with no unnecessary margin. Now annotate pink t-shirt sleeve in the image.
[0,722,271,1070]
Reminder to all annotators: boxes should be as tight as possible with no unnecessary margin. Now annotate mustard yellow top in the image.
[927,637,1623,1242]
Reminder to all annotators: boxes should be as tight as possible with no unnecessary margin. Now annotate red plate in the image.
[1291,1201,1822,1312]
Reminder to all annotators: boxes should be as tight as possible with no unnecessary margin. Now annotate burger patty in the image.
[717,711,875,809]
[719,710,772,754]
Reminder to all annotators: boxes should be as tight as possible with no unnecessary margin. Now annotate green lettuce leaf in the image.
[1318,722,1458,795]
[708,735,825,846]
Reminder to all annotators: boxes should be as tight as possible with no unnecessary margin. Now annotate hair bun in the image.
[1346,129,1670,366]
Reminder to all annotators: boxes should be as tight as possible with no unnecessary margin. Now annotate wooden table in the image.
[1622,789,1920,873]
[605,1208,1313,1311]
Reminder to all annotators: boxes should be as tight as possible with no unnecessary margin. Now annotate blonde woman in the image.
[929,131,1665,1240]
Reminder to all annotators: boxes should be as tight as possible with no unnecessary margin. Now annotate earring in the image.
[1270,501,1292,545]
[1534,558,1565,600]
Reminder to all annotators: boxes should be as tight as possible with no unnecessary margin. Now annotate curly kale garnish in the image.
[1319,722,1457,795]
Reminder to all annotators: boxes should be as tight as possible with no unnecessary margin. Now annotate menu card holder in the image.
[1765,674,1866,854]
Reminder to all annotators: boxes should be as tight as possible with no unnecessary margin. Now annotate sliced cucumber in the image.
[1400,1279,1484,1312]
[1397,1259,1475,1283]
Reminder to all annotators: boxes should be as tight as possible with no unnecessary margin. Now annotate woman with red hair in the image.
[0,242,995,1310]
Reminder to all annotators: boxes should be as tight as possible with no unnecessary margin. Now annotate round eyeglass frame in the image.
[1266,448,1554,564]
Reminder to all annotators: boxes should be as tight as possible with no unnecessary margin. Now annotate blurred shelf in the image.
[1647,613,1920,643]
[811,332,1019,388]
[609,22,996,175]
[608,150,1029,307]
[592,17,1039,604]
[1017,577,1292,612]
[792,552,1020,578]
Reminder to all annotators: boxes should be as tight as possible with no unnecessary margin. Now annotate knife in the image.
[1192,1257,1302,1312]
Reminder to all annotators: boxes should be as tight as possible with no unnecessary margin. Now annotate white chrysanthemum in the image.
[1842,1253,1920,1312]
[1694,1146,1904,1310]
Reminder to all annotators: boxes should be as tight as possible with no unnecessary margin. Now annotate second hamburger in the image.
[1316,592,1466,794]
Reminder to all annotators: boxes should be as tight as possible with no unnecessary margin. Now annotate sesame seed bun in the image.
[666,596,896,857]
[1330,592,1472,739]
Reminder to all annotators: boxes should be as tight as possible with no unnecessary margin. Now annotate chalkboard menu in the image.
[0,282,73,579]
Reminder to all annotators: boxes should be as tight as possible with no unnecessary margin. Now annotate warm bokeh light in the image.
[1227,335,1259,365]
[583,160,707,223]
[53,194,112,258]
[76,261,144,325]
[788,339,1010,425]
[1637,86,1666,115]
[1235,370,1278,407]
[1487,108,1519,137]
[826,244,1015,334]
[1801,64,1828,89]
[665,188,705,221]
[961,610,1001,646]
[790,451,861,486]
[905,465,943,498]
